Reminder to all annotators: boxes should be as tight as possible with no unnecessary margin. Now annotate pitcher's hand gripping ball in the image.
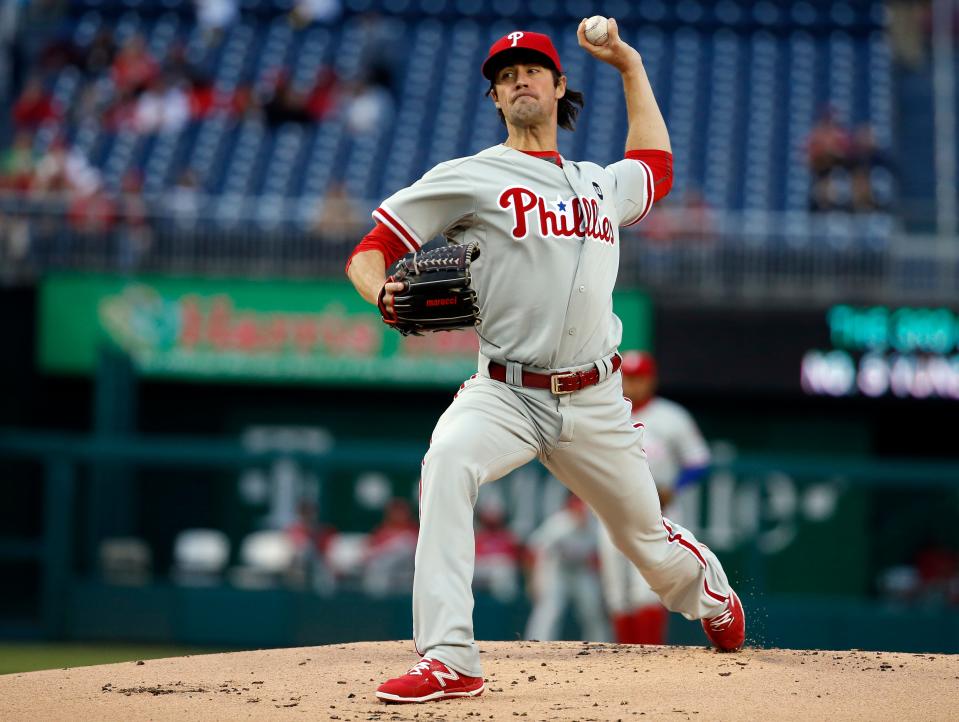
[378,243,481,336]
[584,16,609,45]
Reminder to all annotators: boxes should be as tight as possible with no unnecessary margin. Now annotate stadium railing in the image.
[3,191,956,304]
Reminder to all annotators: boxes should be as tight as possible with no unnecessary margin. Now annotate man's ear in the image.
[491,87,501,109]
[555,74,567,100]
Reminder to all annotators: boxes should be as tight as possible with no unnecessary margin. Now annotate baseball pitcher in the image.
[346,18,746,705]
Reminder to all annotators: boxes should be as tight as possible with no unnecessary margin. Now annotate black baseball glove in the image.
[377,243,481,336]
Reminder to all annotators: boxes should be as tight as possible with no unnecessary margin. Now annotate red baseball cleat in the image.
[702,589,746,652]
[375,658,485,704]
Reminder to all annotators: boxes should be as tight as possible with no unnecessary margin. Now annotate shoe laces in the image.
[406,659,433,676]
[708,605,735,631]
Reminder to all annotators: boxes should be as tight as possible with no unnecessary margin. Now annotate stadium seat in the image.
[32,1,893,229]
[230,530,297,589]
[99,536,153,586]
[171,528,231,586]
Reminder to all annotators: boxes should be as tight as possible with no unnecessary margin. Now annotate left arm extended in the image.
[577,17,670,153]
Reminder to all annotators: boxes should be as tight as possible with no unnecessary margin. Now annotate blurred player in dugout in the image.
[598,351,712,644]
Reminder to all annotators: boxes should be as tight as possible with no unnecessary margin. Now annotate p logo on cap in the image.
[481,30,563,80]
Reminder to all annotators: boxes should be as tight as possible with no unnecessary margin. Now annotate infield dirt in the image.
[1,640,957,721]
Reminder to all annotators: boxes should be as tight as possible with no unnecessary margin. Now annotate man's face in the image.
[491,63,566,128]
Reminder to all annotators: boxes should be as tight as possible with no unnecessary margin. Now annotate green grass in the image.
[0,642,223,675]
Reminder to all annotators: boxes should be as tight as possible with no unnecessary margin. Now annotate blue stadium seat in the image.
[32,1,892,224]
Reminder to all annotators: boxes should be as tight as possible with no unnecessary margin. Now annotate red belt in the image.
[487,354,622,395]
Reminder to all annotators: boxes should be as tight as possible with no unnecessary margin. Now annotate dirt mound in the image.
[1,641,957,721]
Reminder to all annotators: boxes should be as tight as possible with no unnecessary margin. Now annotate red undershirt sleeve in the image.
[625,149,673,202]
[345,222,410,274]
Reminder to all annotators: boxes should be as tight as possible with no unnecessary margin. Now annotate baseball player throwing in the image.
[599,351,713,644]
[346,18,746,704]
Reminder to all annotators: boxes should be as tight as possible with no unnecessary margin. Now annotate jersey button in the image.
[579,285,585,293]
[568,328,576,336]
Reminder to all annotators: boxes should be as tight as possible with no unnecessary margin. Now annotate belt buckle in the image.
[550,371,578,395]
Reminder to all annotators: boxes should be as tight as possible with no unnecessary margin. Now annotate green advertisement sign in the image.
[38,274,651,387]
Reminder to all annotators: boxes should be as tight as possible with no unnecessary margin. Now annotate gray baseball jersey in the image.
[373,145,654,369]
[376,145,734,678]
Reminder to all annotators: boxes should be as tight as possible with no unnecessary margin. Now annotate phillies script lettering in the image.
[498,186,614,244]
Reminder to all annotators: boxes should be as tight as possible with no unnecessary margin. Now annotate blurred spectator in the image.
[69,81,107,128]
[165,40,212,91]
[263,76,313,127]
[637,192,678,244]
[103,88,139,132]
[361,497,419,596]
[0,131,36,192]
[473,502,522,603]
[134,75,191,134]
[289,0,342,29]
[68,185,117,235]
[111,33,160,97]
[343,80,393,136]
[32,137,101,195]
[285,498,337,595]
[807,108,851,178]
[229,83,258,119]
[12,74,61,130]
[166,168,202,226]
[676,188,717,242]
[524,494,609,642]
[306,66,341,121]
[37,30,83,74]
[194,0,238,46]
[81,27,118,77]
[638,189,715,245]
[313,181,365,239]
[357,13,399,94]
[0,132,34,262]
[116,170,152,270]
[807,108,852,212]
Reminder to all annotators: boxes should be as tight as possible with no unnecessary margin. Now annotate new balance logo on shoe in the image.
[702,590,746,652]
[431,666,460,688]
[376,657,485,704]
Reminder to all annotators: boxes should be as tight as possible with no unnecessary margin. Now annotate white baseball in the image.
[584,15,609,46]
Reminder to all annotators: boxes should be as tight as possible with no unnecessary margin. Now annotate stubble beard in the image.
[506,97,549,128]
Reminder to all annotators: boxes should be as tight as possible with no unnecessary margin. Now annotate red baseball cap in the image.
[481,30,563,80]
[620,351,658,378]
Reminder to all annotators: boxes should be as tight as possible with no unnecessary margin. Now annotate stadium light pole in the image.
[931,0,957,241]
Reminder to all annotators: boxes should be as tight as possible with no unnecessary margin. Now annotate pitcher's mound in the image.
[2,640,957,721]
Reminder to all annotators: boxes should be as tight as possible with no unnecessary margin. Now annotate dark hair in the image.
[485,64,585,132]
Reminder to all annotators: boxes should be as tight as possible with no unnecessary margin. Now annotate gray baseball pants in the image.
[413,364,732,678]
